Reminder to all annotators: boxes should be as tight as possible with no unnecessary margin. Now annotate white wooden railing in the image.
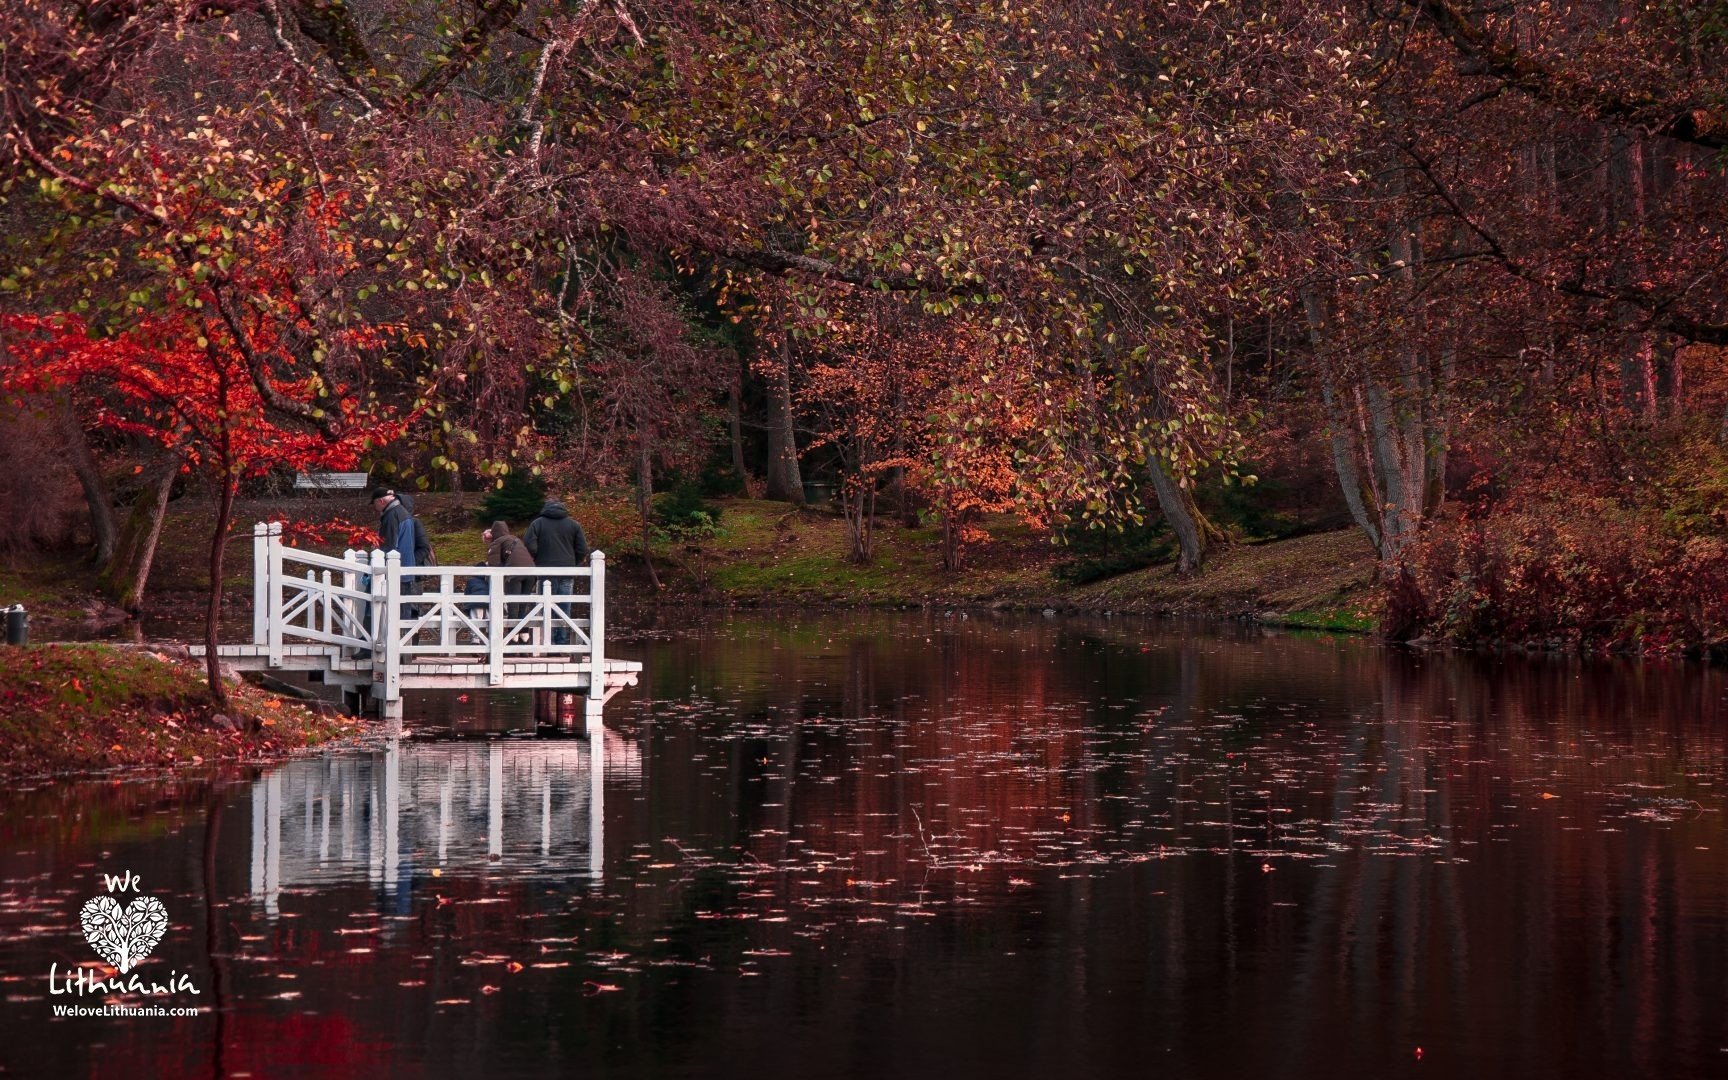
[248,521,609,701]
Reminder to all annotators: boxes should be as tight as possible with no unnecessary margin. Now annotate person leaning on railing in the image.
[486,521,536,625]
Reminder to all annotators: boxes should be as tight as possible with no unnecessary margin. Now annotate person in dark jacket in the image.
[371,488,432,629]
[522,500,589,646]
[371,488,416,566]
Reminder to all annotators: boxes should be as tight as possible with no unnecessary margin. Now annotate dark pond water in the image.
[3,612,1727,1078]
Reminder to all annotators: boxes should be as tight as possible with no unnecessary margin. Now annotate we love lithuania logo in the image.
[79,872,168,974]
[48,871,202,1008]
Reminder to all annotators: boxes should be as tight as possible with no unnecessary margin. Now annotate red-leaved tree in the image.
[3,310,402,710]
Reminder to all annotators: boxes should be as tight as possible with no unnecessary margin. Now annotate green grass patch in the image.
[1267,607,1378,633]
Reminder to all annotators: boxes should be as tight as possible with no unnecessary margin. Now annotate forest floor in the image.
[0,644,368,781]
[2,491,1380,637]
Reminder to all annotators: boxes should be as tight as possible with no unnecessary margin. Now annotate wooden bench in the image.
[293,472,371,492]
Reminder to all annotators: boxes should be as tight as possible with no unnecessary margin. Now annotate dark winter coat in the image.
[487,522,536,568]
[378,497,416,567]
[522,501,589,568]
[486,521,536,596]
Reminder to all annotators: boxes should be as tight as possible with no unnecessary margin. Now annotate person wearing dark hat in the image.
[523,499,589,646]
[371,488,415,567]
[370,488,433,632]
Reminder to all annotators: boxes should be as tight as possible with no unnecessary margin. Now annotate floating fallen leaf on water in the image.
[1540,793,1559,800]
[1261,862,1274,873]
[506,961,523,973]
[480,985,501,995]
[431,868,442,877]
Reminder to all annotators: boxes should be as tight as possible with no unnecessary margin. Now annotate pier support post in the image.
[252,522,270,645]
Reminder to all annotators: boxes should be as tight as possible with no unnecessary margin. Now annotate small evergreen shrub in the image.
[654,483,723,539]
[476,472,547,524]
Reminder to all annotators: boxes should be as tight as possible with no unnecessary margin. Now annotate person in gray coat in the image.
[522,500,589,645]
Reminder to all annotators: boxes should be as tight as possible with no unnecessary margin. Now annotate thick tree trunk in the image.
[1303,290,1383,557]
[1364,370,1430,563]
[1319,378,1382,555]
[59,401,116,564]
[1147,463,1222,575]
[763,335,805,504]
[98,456,177,613]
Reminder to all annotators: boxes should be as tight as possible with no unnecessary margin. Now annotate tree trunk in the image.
[939,508,965,571]
[727,364,748,481]
[60,402,116,565]
[1363,367,1433,564]
[1147,463,1222,574]
[844,478,875,564]
[1303,290,1383,557]
[99,456,177,613]
[1300,219,1447,567]
[636,440,661,590]
[205,474,235,711]
[1424,346,1454,516]
[763,334,805,504]
[890,380,916,525]
[1319,378,1382,555]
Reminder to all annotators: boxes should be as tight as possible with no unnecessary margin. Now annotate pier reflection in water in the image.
[1,611,1726,1079]
[246,738,630,917]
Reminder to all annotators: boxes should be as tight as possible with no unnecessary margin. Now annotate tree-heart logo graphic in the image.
[79,894,169,974]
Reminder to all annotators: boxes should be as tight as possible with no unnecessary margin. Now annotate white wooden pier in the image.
[195,522,641,731]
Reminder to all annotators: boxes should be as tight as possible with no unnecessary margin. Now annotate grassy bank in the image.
[0,644,365,780]
[0,491,1381,633]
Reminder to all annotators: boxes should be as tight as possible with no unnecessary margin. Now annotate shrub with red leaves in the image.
[1389,500,1728,654]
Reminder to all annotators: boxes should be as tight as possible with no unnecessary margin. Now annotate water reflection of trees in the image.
[5,615,1727,1076]
[615,617,1728,1075]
